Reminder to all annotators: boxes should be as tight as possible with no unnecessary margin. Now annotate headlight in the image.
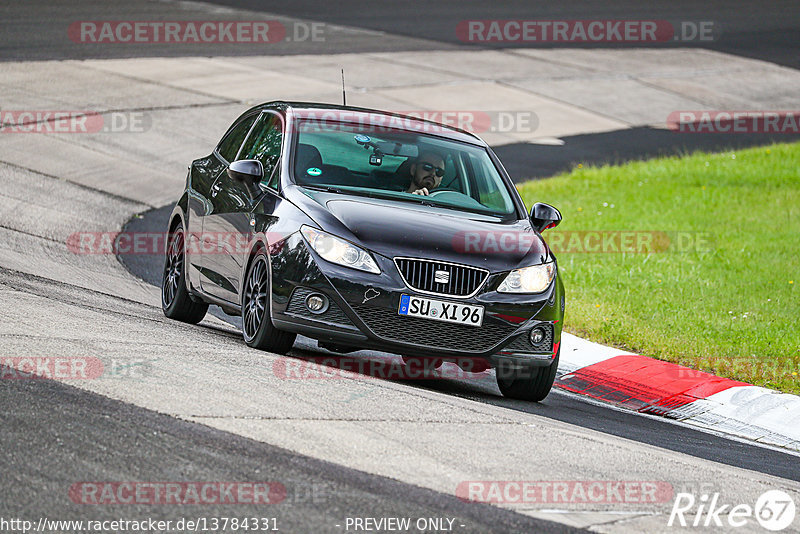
[497,262,555,293]
[300,226,380,274]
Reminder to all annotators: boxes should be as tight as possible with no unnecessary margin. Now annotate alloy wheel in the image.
[243,256,268,341]
[162,230,184,308]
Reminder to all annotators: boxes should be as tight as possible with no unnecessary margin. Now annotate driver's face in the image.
[412,156,445,190]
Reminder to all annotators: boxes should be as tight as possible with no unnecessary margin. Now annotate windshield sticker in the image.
[306,167,322,176]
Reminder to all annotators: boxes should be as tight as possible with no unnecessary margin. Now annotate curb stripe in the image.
[555,354,747,414]
[556,339,800,452]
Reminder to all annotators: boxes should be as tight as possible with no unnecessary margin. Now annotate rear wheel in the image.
[162,225,208,324]
[242,250,296,353]
[495,348,560,402]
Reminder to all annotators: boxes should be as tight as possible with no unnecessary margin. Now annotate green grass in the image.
[517,142,800,392]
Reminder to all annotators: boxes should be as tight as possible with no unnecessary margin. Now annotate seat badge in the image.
[434,270,450,284]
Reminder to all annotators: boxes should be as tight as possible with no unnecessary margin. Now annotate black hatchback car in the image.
[163,101,565,401]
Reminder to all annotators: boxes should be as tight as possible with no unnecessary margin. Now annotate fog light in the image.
[305,294,328,314]
[530,327,545,345]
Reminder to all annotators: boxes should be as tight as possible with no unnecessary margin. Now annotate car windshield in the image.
[291,119,518,218]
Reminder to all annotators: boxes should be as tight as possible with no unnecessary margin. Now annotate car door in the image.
[200,111,284,303]
[187,112,259,292]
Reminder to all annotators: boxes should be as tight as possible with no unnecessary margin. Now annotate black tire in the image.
[162,225,208,324]
[495,347,560,402]
[242,250,296,353]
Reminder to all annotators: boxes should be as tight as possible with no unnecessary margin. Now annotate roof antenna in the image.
[341,68,347,106]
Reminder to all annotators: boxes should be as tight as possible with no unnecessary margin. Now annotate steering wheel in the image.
[428,188,462,196]
[427,189,487,210]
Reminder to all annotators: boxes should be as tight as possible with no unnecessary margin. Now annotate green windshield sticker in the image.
[306,167,322,176]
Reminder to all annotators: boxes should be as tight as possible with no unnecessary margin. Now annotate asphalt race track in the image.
[1,372,574,534]
[1,1,799,533]
[4,0,798,69]
[123,206,800,485]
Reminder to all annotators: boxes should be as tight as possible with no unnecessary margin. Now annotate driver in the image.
[406,151,445,195]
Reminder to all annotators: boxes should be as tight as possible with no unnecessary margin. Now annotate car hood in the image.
[286,186,548,272]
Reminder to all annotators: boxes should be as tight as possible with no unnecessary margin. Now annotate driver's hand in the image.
[411,187,430,196]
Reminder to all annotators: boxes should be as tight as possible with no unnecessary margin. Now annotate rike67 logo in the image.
[668,490,796,531]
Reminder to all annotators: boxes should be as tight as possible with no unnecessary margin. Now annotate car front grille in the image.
[394,257,488,297]
[503,322,554,354]
[351,304,517,352]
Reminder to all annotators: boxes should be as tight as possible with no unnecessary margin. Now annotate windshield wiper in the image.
[302,184,383,201]
[302,184,343,194]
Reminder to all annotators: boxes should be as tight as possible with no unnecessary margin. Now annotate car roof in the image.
[248,101,487,147]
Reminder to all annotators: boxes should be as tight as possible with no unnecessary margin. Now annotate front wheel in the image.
[162,226,208,324]
[495,348,560,402]
[241,250,296,353]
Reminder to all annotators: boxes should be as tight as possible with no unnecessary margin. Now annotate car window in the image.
[292,120,516,218]
[468,153,516,215]
[217,114,258,163]
[267,157,281,190]
[437,153,467,193]
[238,113,283,181]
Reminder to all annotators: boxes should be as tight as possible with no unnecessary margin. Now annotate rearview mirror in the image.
[228,159,263,200]
[530,202,562,233]
[376,141,418,158]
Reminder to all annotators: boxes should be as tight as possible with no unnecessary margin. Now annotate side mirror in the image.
[228,159,263,200]
[530,202,562,233]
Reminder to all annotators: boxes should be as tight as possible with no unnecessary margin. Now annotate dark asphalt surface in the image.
[494,127,800,181]
[2,0,798,68]
[205,0,800,68]
[0,373,581,533]
[121,204,800,484]
[0,0,453,61]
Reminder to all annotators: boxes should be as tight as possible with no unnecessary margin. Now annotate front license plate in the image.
[398,294,484,327]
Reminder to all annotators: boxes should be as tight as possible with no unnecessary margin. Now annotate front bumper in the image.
[269,234,564,367]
